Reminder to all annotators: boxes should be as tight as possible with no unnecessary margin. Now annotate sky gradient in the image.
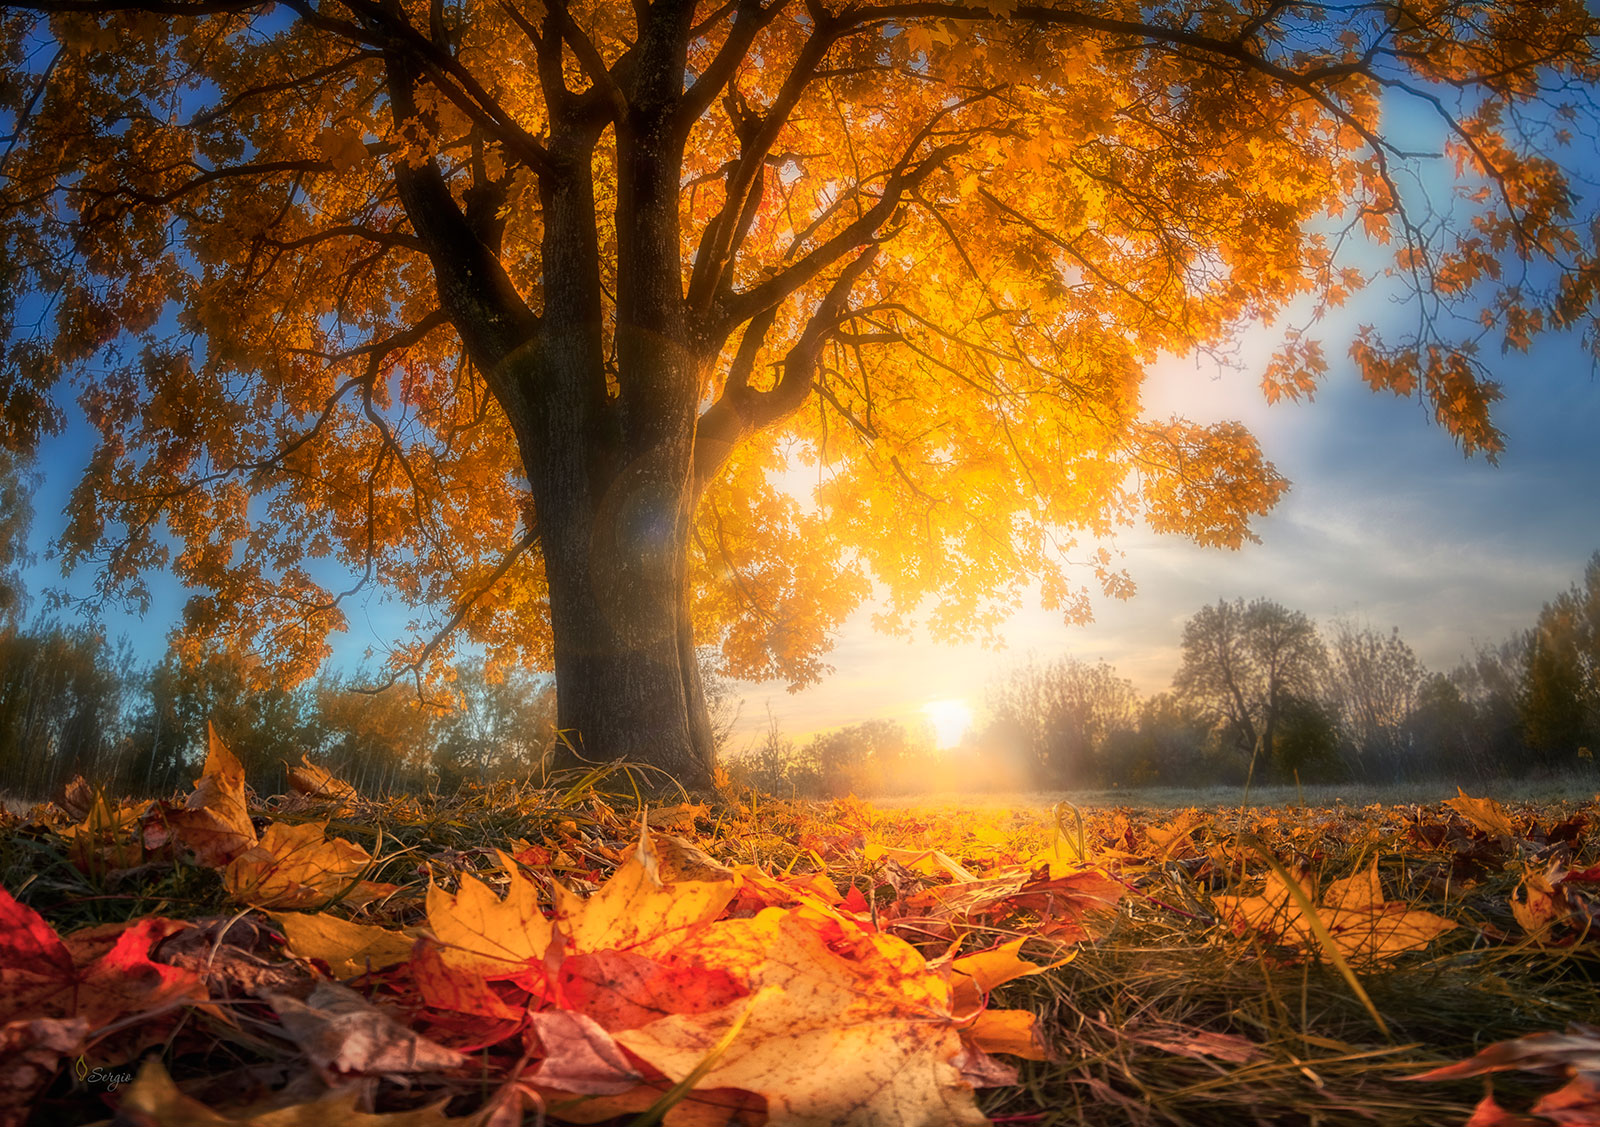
[725,319,1600,748]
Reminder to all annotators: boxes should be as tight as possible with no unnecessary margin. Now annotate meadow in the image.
[2,745,1596,1127]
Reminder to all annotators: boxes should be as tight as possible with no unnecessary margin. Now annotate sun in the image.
[923,698,975,750]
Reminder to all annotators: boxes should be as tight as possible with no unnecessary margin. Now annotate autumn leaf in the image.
[943,937,1074,1014]
[113,1058,463,1126]
[1,1016,89,1127]
[550,823,739,955]
[1445,788,1518,838]
[268,981,467,1075]
[167,724,257,868]
[0,886,204,1032]
[285,755,359,812]
[424,850,554,983]
[1214,860,1456,964]
[524,1009,644,1095]
[617,905,991,1127]
[62,792,150,872]
[270,911,417,981]
[1410,1024,1600,1127]
[224,821,395,909]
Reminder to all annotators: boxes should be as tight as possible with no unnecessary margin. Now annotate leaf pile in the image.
[2,761,1599,1127]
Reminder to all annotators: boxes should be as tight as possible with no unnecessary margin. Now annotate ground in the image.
[1,764,1597,1126]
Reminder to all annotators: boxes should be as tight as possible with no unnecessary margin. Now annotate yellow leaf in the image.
[946,937,1074,1012]
[964,1008,1048,1061]
[424,851,554,977]
[224,822,392,909]
[1445,788,1518,838]
[270,911,416,981]
[553,823,737,955]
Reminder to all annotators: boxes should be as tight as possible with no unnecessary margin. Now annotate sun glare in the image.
[923,698,974,750]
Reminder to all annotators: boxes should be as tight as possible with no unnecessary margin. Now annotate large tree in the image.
[1,2,1596,785]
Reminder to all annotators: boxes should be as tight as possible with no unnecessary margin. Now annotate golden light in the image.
[923,698,974,750]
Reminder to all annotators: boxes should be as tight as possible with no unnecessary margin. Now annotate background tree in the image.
[431,659,558,790]
[1325,619,1424,778]
[3,2,1598,786]
[1173,598,1325,782]
[987,656,1138,785]
[0,450,32,630]
[1520,552,1600,760]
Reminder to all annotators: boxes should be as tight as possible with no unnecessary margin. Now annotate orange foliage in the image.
[2,2,1593,689]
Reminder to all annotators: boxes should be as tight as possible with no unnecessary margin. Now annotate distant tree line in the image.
[728,552,1600,794]
[2,538,1595,801]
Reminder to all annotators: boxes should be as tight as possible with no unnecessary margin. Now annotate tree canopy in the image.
[1,0,1597,779]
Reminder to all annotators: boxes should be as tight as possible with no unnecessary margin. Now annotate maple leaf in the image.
[617,905,991,1127]
[424,850,554,984]
[0,886,204,1032]
[167,724,257,868]
[1214,860,1456,964]
[224,821,396,909]
[270,911,417,981]
[550,824,739,954]
[113,1058,462,1126]
[268,981,467,1076]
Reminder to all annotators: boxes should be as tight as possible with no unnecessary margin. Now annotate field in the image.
[2,749,1598,1127]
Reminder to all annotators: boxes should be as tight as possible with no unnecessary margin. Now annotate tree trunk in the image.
[514,329,714,790]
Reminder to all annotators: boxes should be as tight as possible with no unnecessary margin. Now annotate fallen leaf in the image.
[1215,860,1455,963]
[225,821,395,909]
[1409,1023,1600,1081]
[963,1008,1048,1061]
[1,1016,88,1127]
[167,724,257,868]
[0,887,204,1031]
[525,1009,644,1095]
[285,755,359,812]
[943,937,1074,1012]
[268,981,468,1075]
[425,851,553,984]
[616,906,989,1126]
[1446,788,1518,838]
[271,912,416,981]
[866,843,977,882]
[551,823,738,955]
[111,1057,463,1125]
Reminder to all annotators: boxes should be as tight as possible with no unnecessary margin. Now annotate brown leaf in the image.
[0,1017,89,1127]
[525,1009,644,1095]
[268,981,468,1075]
[1410,1023,1600,1081]
[168,725,257,868]
[285,755,359,812]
